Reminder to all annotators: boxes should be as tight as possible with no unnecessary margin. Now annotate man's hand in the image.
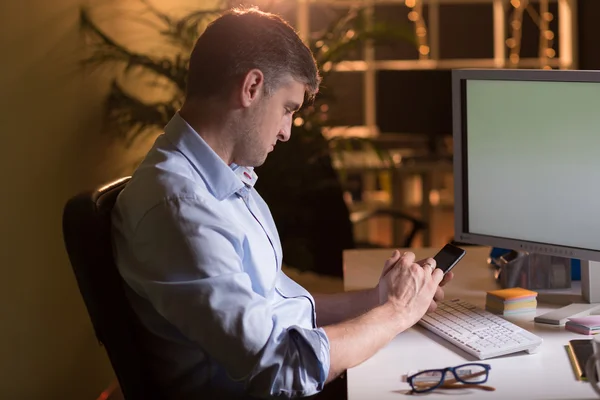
[325,251,446,382]
[377,251,444,327]
[415,257,454,312]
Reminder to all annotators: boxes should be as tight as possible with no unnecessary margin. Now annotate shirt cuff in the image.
[290,326,331,392]
[314,327,331,388]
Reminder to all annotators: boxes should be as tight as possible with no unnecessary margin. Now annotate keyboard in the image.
[418,298,543,360]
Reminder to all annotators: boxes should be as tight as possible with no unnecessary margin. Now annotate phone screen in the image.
[433,244,466,274]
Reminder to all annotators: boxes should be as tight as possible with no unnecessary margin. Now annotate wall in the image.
[578,0,600,70]
[0,1,123,398]
[0,0,224,397]
[0,0,178,398]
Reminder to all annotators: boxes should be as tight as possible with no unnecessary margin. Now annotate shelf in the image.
[296,0,577,130]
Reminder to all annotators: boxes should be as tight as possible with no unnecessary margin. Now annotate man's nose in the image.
[278,125,291,142]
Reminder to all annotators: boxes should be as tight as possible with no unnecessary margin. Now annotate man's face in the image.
[237,78,305,167]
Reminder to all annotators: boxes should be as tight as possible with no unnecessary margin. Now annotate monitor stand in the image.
[534,260,600,325]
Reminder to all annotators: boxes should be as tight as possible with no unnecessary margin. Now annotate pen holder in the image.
[496,251,571,290]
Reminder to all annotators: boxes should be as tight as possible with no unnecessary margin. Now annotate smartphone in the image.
[568,339,594,380]
[433,243,466,275]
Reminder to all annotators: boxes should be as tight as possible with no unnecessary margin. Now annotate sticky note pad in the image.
[487,287,538,301]
[486,287,538,315]
[567,316,600,328]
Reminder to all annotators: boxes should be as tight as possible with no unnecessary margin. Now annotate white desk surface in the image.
[343,246,599,400]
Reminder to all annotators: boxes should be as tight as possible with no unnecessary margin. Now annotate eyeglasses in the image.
[406,363,493,393]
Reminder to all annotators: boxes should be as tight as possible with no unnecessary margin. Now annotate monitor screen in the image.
[454,70,600,260]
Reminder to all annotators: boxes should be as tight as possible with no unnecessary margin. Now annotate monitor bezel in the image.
[452,68,600,262]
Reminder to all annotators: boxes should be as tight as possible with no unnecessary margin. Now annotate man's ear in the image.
[240,69,264,108]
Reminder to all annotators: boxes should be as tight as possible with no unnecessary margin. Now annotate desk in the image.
[343,246,599,399]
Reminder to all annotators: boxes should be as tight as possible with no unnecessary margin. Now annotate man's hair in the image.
[185,7,321,102]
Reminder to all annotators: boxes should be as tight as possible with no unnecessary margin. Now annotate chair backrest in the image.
[62,177,159,400]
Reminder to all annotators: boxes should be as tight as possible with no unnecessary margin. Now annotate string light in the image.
[507,0,526,67]
[405,0,429,60]
[507,0,555,69]
[538,0,555,69]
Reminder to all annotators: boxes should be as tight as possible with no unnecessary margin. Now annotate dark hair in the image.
[186,7,321,102]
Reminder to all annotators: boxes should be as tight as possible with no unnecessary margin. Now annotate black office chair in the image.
[62,177,160,400]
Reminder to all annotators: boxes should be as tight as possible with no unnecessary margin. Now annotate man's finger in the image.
[417,257,437,269]
[382,249,402,276]
[399,251,416,266]
[388,249,401,265]
[422,262,434,275]
[427,300,438,313]
[431,267,444,283]
[433,286,445,302]
[440,271,454,287]
[422,259,436,271]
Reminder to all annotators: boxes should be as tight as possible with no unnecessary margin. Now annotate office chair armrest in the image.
[350,207,427,228]
[351,207,427,249]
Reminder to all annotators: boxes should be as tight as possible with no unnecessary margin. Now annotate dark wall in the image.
[377,70,452,135]
[578,0,600,70]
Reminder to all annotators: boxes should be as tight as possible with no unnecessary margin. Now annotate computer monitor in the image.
[452,69,600,324]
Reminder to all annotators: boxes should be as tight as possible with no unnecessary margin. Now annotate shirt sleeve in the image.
[117,195,330,398]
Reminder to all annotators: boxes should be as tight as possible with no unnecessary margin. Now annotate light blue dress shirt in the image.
[111,113,330,399]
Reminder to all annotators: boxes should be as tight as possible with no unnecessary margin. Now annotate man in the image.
[111,7,453,399]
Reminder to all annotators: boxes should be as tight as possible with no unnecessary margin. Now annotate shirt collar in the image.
[163,112,258,200]
[230,164,259,188]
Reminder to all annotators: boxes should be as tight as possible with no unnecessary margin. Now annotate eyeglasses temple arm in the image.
[412,382,496,392]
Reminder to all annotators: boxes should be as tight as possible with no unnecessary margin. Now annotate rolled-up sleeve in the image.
[117,195,330,398]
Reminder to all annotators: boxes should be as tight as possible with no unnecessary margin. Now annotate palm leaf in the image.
[104,80,179,146]
[80,7,188,91]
